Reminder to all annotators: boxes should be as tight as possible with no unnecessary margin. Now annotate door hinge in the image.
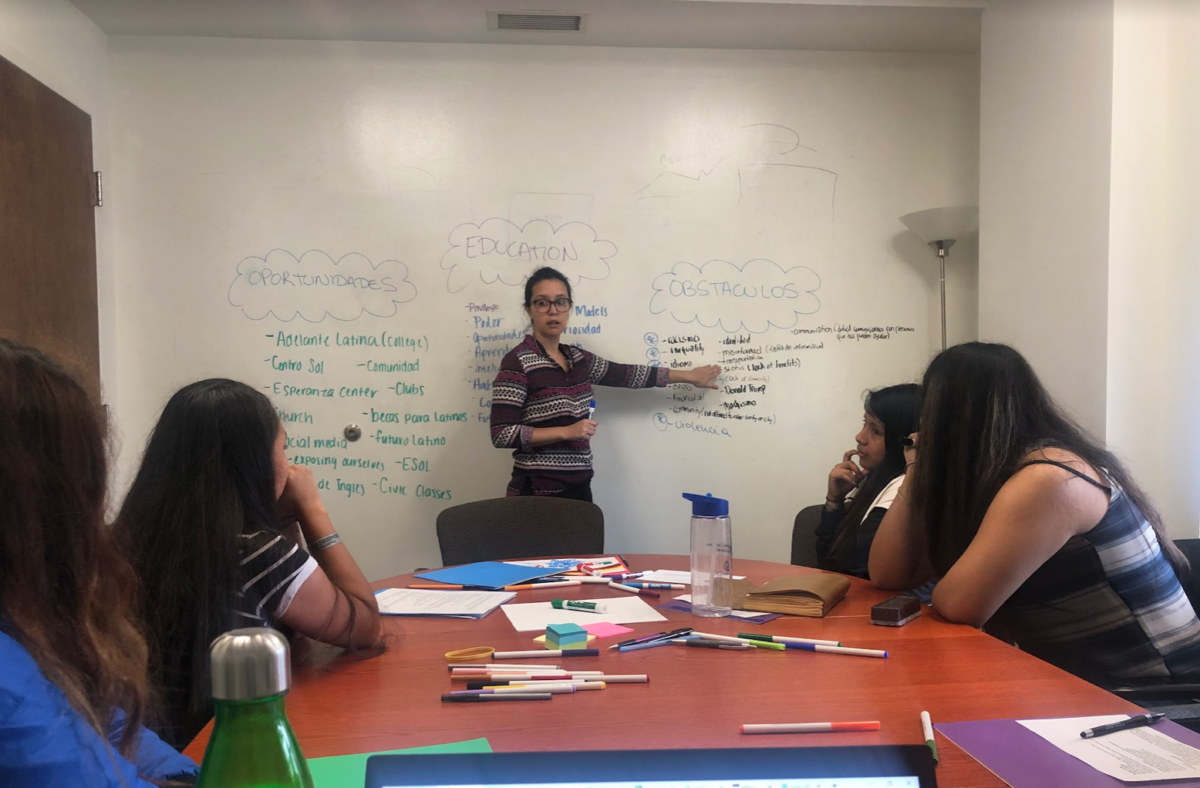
[93,171,103,207]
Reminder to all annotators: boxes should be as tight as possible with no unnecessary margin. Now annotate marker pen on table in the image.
[492,649,600,659]
[608,581,660,598]
[486,681,606,692]
[622,582,685,590]
[441,693,552,703]
[449,685,578,696]
[740,721,881,735]
[551,599,607,614]
[504,580,583,591]
[921,711,938,764]
[783,643,888,659]
[611,628,693,650]
[448,664,562,671]
[738,633,842,647]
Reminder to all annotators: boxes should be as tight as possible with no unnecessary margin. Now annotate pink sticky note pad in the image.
[582,622,635,639]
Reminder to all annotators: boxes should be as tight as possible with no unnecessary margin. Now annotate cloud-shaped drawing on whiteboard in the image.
[440,218,615,293]
[228,249,417,322]
[649,259,821,334]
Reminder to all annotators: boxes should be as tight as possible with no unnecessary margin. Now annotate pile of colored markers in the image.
[615,629,888,658]
[442,664,649,703]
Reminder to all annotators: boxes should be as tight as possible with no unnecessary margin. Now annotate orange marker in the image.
[740,721,881,734]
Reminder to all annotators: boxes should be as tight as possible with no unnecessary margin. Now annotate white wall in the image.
[979,0,1114,438]
[1108,0,1173,527]
[107,37,979,577]
[1160,0,1200,536]
[985,0,1200,538]
[0,0,117,412]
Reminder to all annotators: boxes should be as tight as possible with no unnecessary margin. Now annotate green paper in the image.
[307,737,492,788]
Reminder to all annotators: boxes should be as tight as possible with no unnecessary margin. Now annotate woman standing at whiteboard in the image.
[815,384,922,579]
[491,266,721,501]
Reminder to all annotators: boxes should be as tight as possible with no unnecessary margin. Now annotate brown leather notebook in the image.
[731,574,851,617]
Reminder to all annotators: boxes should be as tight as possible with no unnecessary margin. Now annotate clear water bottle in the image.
[684,492,733,617]
[197,628,313,788]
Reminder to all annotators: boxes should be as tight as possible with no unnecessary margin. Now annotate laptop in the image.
[365,746,937,788]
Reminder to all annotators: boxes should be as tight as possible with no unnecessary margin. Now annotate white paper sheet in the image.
[1018,715,1200,782]
[375,588,515,618]
[500,595,667,632]
[639,569,746,584]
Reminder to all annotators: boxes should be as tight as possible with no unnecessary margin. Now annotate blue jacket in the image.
[0,630,199,787]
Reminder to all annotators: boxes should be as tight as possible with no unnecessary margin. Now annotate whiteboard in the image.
[108,38,979,580]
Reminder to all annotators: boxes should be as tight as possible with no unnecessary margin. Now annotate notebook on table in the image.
[366,745,936,788]
[732,574,851,617]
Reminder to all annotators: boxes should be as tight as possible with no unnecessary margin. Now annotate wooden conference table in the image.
[186,555,1142,787]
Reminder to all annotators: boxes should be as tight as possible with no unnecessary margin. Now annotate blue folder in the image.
[413,561,561,589]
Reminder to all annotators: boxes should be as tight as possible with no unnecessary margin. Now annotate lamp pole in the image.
[931,239,955,352]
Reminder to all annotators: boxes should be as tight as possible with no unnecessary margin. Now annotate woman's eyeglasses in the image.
[531,298,573,314]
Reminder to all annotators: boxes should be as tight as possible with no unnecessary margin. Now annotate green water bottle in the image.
[196,628,313,788]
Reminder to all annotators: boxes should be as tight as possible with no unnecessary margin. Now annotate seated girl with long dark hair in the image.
[816,384,922,579]
[0,338,197,785]
[870,342,1200,689]
[115,379,381,749]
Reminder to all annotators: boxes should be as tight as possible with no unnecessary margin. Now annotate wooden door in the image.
[0,54,99,396]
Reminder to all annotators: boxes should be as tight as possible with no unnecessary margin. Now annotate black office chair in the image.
[1109,538,1200,731]
[435,496,604,567]
[790,504,824,567]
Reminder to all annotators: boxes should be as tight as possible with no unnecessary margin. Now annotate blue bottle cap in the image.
[682,492,729,517]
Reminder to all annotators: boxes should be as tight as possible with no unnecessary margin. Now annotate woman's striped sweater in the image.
[490,334,668,495]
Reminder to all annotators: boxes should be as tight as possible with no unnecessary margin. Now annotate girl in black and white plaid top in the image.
[872,343,1200,689]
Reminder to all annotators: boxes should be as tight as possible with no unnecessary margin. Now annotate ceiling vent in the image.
[488,11,588,32]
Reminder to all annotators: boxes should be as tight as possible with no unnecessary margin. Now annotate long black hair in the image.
[114,379,281,746]
[524,266,573,307]
[911,342,1184,576]
[831,384,923,560]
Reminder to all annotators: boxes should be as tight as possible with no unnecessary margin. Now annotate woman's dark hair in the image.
[0,338,149,756]
[523,266,573,307]
[114,378,282,745]
[831,384,923,561]
[910,342,1184,577]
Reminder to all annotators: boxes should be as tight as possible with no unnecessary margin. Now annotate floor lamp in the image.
[898,205,979,351]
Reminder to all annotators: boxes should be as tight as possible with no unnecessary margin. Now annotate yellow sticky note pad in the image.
[533,633,596,649]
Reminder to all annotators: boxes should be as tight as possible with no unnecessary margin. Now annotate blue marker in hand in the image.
[588,399,596,419]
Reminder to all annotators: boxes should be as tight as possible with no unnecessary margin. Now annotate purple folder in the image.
[936,716,1200,788]
[658,598,781,624]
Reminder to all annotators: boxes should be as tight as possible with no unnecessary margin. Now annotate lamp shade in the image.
[898,205,979,244]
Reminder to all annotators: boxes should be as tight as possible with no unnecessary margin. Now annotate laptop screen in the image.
[366,747,935,788]
[394,781,921,788]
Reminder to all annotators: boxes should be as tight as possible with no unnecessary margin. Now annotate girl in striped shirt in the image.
[115,380,381,748]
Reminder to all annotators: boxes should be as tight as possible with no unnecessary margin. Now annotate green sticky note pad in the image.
[307,737,493,788]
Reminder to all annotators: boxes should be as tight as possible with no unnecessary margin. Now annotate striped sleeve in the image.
[491,353,534,452]
[585,349,669,389]
[238,531,319,624]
